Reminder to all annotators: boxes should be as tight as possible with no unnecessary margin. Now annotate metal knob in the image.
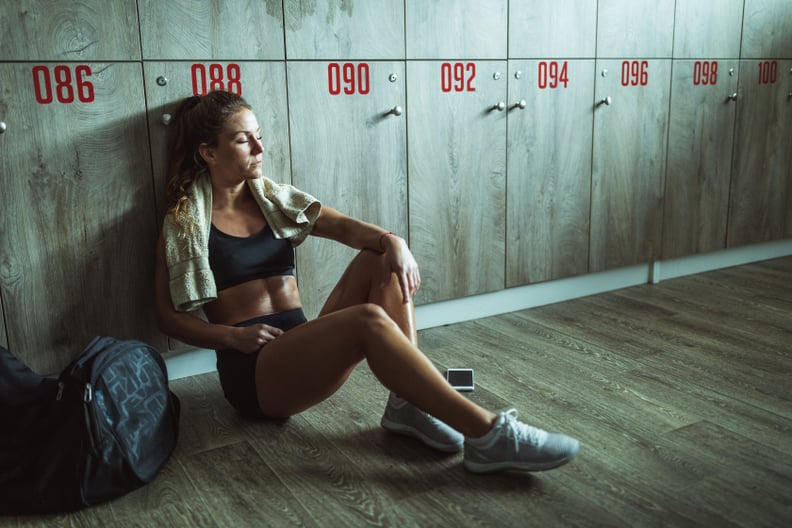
[161,113,172,126]
[728,93,738,101]
[389,105,403,116]
[512,100,527,110]
[156,76,168,87]
[0,121,6,134]
[598,96,612,106]
[492,101,506,111]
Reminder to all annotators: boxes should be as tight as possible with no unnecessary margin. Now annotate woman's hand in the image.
[232,324,285,354]
[380,234,421,303]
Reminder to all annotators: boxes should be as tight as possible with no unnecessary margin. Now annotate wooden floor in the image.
[8,257,792,527]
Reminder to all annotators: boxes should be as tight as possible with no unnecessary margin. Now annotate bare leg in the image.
[255,250,495,436]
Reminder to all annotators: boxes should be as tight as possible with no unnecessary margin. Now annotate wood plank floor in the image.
[7,257,791,527]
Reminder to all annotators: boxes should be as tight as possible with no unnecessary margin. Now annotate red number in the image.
[328,62,369,95]
[621,60,648,87]
[538,61,570,89]
[191,64,208,95]
[209,64,224,92]
[358,63,370,95]
[227,63,242,95]
[693,61,718,86]
[32,65,53,104]
[441,62,475,92]
[74,65,94,102]
[466,62,476,91]
[758,61,778,84]
[192,63,243,96]
[54,66,75,103]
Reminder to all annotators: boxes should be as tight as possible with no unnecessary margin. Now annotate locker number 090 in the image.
[328,63,370,95]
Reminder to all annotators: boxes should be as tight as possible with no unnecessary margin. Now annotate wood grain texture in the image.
[741,0,792,58]
[590,59,671,272]
[0,0,141,61]
[0,62,164,374]
[10,257,792,526]
[287,61,408,318]
[284,0,404,60]
[672,0,745,58]
[662,60,738,259]
[506,59,593,286]
[405,0,507,59]
[596,0,676,58]
[508,0,597,58]
[727,59,792,248]
[407,60,507,303]
[138,0,284,60]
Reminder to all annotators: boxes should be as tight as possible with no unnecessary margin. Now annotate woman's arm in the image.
[310,207,421,302]
[154,235,280,353]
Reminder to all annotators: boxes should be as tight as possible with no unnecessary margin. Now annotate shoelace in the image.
[501,409,548,450]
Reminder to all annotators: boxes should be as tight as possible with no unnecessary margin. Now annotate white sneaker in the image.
[380,394,464,453]
[464,409,579,473]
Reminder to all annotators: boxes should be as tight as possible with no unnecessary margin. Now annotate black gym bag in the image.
[0,336,180,514]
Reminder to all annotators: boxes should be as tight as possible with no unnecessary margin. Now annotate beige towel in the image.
[163,171,321,312]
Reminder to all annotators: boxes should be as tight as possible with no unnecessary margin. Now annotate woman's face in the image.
[201,108,264,183]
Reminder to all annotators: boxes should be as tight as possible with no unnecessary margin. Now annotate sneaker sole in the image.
[381,417,464,453]
[463,454,576,473]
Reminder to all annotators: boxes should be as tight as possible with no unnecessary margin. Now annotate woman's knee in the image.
[348,303,399,334]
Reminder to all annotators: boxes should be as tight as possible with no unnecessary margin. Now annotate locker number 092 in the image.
[441,62,476,92]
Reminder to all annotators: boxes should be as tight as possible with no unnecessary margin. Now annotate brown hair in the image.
[165,91,252,229]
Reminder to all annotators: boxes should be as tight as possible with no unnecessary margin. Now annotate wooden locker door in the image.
[0,0,140,61]
[405,0,507,59]
[138,0,285,60]
[727,59,792,247]
[672,0,744,59]
[741,0,792,59]
[407,60,507,303]
[287,61,407,317]
[590,59,672,272]
[663,60,739,259]
[596,0,676,58]
[0,62,161,374]
[506,59,594,287]
[284,0,404,59]
[508,0,597,59]
[144,61,291,219]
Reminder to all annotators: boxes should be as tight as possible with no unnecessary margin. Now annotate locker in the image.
[596,0,675,58]
[663,60,739,259]
[506,59,594,286]
[138,0,285,60]
[407,60,507,303]
[405,0,507,59]
[590,59,672,272]
[287,61,407,317]
[0,62,162,373]
[672,0,744,59]
[727,59,792,247]
[143,61,291,219]
[508,0,597,59]
[741,0,792,58]
[284,0,403,60]
[0,0,141,61]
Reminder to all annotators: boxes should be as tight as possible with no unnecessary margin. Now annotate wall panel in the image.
[0,0,140,61]
[508,0,597,59]
[590,59,671,271]
[407,60,507,303]
[506,59,594,286]
[138,0,284,60]
[741,0,792,58]
[596,0,676,58]
[285,0,403,60]
[673,0,745,59]
[663,60,739,259]
[0,62,161,373]
[287,61,408,317]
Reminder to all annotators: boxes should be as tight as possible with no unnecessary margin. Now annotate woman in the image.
[154,90,579,473]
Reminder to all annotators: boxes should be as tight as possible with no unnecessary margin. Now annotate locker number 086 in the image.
[32,65,94,104]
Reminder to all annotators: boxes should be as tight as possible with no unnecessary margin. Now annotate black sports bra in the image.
[208,223,295,291]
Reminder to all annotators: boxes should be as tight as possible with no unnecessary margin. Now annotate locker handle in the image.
[0,121,6,134]
[388,105,403,117]
[728,93,738,102]
[491,102,506,112]
[597,96,612,107]
[161,113,173,126]
[510,100,527,110]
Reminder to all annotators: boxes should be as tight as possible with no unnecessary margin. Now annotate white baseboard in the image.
[165,238,792,380]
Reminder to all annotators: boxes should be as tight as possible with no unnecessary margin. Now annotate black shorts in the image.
[215,308,308,418]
